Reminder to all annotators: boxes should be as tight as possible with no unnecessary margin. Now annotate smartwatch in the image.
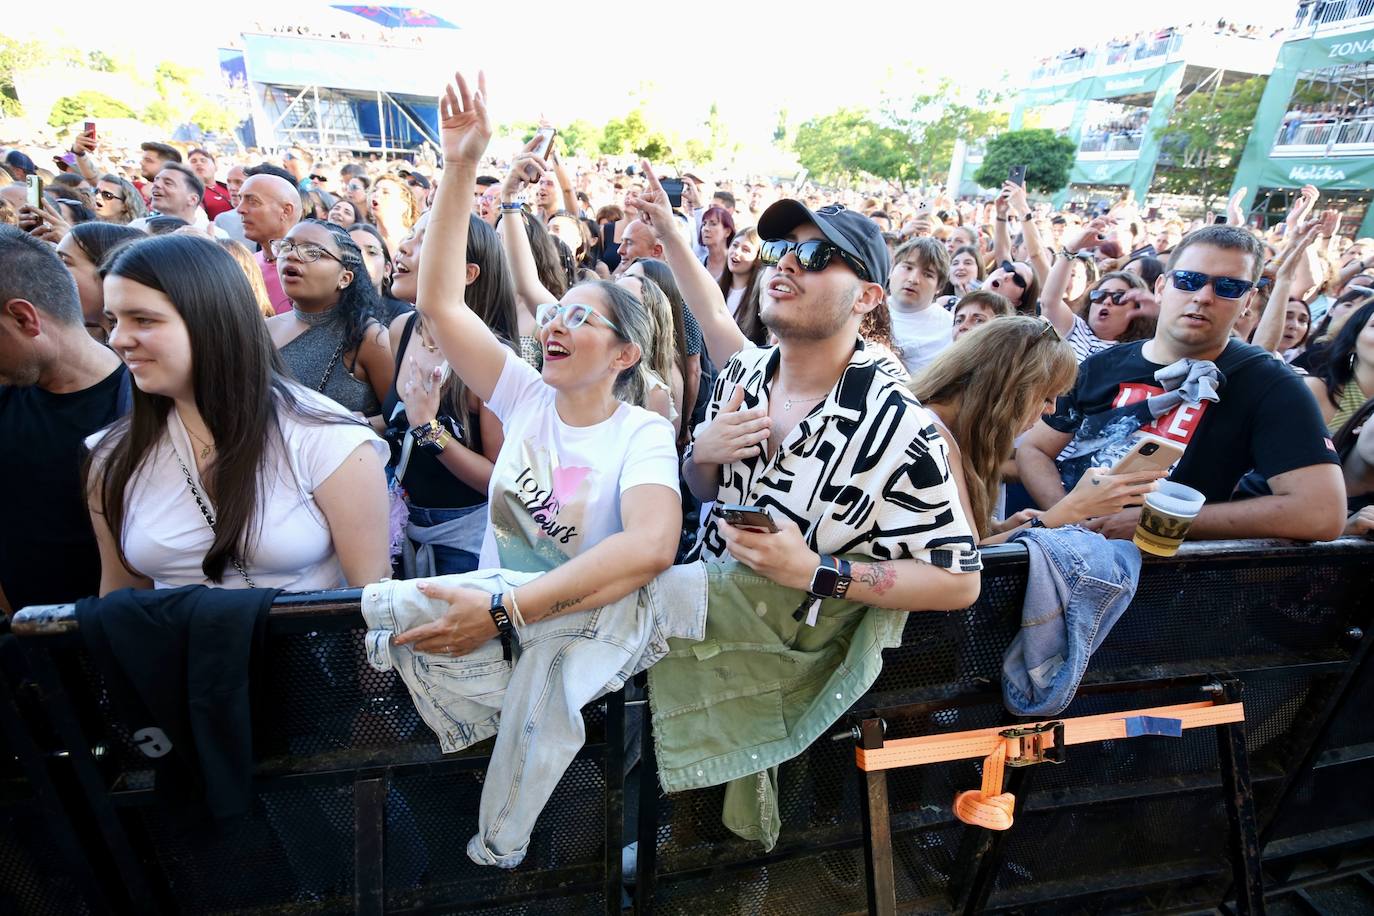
[807,555,852,600]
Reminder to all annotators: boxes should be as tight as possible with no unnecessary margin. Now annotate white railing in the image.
[1274,115,1374,151]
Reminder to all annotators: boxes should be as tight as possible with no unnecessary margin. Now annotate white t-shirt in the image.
[87,385,385,591]
[889,303,953,376]
[725,285,746,320]
[481,350,680,572]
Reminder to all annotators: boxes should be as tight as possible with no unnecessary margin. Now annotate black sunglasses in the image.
[1168,270,1254,300]
[95,189,124,202]
[998,260,1028,289]
[759,238,872,283]
[1088,289,1128,304]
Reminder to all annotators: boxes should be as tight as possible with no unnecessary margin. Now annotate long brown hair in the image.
[909,317,1077,538]
[716,226,767,345]
[90,235,355,582]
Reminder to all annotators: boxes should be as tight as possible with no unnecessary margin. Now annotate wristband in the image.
[507,588,527,629]
[996,217,1008,223]
[489,591,516,662]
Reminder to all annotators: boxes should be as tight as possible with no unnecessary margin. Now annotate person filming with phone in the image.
[1017,224,1346,543]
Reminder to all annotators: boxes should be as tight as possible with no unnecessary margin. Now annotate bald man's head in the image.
[237,174,300,246]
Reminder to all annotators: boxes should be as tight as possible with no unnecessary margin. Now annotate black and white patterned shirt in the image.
[690,339,981,572]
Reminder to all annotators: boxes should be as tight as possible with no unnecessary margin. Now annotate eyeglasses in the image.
[535,302,623,335]
[269,239,344,264]
[758,238,872,283]
[1168,270,1254,299]
[998,260,1028,289]
[95,189,124,202]
[1088,289,1128,304]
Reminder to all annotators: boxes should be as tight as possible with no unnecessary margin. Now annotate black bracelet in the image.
[489,592,515,661]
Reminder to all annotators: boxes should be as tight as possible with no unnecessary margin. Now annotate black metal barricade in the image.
[635,538,1374,915]
[4,591,627,915]
[5,538,1374,915]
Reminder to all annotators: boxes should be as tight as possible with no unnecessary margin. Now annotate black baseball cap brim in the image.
[758,199,890,291]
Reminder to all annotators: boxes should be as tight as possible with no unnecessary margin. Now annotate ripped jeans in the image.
[361,564,707,868]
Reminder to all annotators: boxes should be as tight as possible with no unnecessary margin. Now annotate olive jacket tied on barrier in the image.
[648,560,902,852]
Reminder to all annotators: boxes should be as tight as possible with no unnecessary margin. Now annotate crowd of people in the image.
[1079,109,1152,152]
[1279,95,1374,146]
[2,65,1373,868]
[1030,20,1279,81]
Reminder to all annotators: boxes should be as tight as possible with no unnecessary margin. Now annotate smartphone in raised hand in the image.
[26,175,42,209]
[1008,164,1027,187]
[533,127,557,161]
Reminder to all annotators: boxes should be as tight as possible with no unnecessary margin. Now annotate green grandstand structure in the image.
[1232,3,1374,237]
[954,26,1279,207]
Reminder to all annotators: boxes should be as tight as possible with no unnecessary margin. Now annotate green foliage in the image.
[973,129,1077,194]
[773,108,788,144]
[883,79,1008,188]
[599,108,672,160]
[0,36,49,116]
[1152,76,1267,207]
[48,91,136,127]
[558,120,603,158]
[792,108,918,189]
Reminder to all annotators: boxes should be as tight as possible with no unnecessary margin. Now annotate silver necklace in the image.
[776,382,829,412]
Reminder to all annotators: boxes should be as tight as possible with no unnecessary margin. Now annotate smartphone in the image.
[533,127,557,161]
[1110,434,1184,476]
[26,175,42,208]
[660,177,685,209]
[1009,164,1027,187]
[84,120,96,141]
[1212,213,1227,225]
[717,503,779,533]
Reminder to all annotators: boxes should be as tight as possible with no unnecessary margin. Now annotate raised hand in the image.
[631,159,676,239]
[1226,186,1247,226]
[1274,219,1322,281]
[1067,216,1114,254]
[502,136,549,197]
[437,70,490,168]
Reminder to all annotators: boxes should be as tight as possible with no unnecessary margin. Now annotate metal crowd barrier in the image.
[4,537,1374,914]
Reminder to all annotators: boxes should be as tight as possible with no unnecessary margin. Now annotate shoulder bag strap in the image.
[170,448,257,588]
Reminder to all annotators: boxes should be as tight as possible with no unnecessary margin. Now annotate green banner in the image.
[1279,27,1374,69]
[1070,157,1138,185]
[1257,156,1374,191]
[1085,63,1173,100]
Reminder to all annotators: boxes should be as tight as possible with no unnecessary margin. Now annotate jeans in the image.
[362,564,707,868]
[403,502,485,578]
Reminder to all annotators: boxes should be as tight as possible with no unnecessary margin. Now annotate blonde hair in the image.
[910,317,1077,538]
[618,274,677,408]
[217,239,275,318]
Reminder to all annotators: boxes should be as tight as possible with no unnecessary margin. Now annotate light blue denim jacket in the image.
[1003,526,1142,717]
[362,563,708,868]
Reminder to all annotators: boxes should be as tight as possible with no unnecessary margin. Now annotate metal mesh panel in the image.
[0,802,95,916]
[130,777,356,913]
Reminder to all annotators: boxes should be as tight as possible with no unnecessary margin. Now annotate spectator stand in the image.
[4,537,1374,915]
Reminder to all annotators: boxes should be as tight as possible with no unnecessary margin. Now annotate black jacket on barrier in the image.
[76,585,279,819]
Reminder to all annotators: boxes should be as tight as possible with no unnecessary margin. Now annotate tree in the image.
[1152,75,1267,208]
[0,37,49,116]
[883,79,1008,188]
[558,119,603,158]
[973,129,1077,194]
[49,91,136,127]
[599,108,672,160]
[792,108,919,189]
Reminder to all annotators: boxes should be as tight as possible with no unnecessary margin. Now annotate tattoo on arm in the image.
[544,594,590,620]
[855,562,897,596]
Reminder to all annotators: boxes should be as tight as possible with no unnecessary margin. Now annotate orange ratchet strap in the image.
[855,700,1245,831]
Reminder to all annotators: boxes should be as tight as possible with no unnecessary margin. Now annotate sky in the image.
[12,0,1300,148]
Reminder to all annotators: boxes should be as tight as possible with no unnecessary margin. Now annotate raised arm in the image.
[498,141,560,312]
[991,190,1012,267]
[1004,182,1051,283]
[552,151,579,215]
[1253,220,1320,354]
[1040,217,1113,337]
[418,71,509,404]
[635,160,749,367]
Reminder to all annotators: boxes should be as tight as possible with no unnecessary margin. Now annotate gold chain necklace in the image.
[184,424,215,460]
